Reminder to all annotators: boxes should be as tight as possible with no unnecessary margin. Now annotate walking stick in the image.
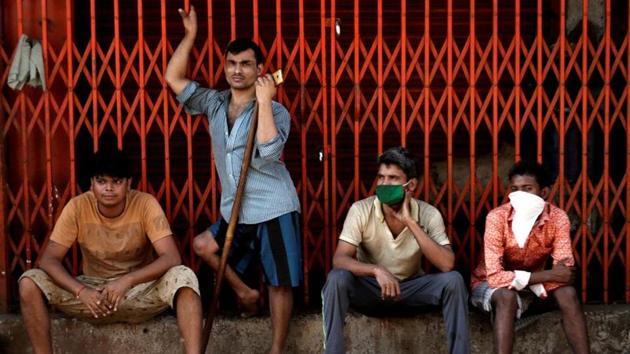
[201,71,284,353]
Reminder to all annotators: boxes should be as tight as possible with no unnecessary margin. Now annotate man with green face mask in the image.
[321,147,470,354]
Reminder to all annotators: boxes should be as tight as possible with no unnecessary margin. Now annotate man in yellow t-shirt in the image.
[321,147,470,354]
[18,149,202,354]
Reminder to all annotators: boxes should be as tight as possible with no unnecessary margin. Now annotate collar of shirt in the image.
[507,202,551,229]
[373,196,420,224]
[220,90,256,107]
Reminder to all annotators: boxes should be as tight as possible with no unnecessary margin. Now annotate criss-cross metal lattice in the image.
[0,0,629,311]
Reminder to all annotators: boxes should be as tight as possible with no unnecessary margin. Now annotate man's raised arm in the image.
[165,6,197,95]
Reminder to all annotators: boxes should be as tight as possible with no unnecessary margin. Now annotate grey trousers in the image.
[321,269,470,354]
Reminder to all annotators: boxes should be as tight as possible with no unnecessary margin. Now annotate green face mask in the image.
[375,181,410,205]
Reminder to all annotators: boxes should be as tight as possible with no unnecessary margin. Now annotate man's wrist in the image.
[372,265,381,277]
[120,273,135,288]
[182,33,196,46]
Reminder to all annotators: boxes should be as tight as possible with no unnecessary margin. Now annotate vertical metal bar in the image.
[138,0,147,191]
[160,0,172,219]
[321,0,330,274]
[16,0,32,270]
[353,0,359,201]
[627,0,630,304]
[0,0,9,309]
[447,0,453,246]
[469,0,477,266]
[377,0,383,153]
[515,0,521,160]
[207,0,217,220]
[603,0,610,304]
[253,0,259,43]
[400,0,406,147]
[183,0,195,268]
[90,0,98,152]
[114,0,122,148]
[230,0,236,40]
[559,0,566,211]
[298,0,308,303]
[492,0,498,206]
[580,0,589,302]
[41,0,53,256]
[67,0,78,274]
[423,0,430,201]
[275,0,282,101]
[536,0,543,161]
[330,0,338,255]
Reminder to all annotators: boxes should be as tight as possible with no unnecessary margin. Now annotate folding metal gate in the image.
[1,0,628,311]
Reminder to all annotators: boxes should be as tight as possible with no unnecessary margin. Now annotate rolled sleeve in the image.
[176,80,217,116]
[256,102,290,160]
[256,133,283,160]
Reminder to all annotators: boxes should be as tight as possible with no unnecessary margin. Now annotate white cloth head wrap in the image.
[508,191,545,248]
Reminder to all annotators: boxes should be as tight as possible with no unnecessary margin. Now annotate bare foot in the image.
[238,289,260,318]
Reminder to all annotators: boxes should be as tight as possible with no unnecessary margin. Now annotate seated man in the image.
[322,147,470,354]
[18,149,202,354]
[470,161,589,354]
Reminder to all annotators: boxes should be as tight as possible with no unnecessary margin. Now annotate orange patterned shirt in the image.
[471,202,574,292]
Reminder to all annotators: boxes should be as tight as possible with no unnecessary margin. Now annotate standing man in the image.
[165,6,302,354]
[322,147,470,354]
[18,149,202,354]
[470,160,589,354]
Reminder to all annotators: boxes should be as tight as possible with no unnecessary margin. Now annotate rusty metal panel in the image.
[0,0,629,311]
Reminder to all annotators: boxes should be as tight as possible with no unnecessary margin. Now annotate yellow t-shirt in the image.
[339,196,450,280]
[50,190,172,278]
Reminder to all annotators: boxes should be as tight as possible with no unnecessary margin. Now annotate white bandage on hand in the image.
[509,270,531,291]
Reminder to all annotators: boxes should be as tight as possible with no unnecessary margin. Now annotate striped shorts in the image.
[210,211,302,287]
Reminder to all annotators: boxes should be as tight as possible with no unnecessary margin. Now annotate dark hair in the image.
[377,147,418,179]
[508,160,553,188]
[225,38,264,65]
[90,148,131,179]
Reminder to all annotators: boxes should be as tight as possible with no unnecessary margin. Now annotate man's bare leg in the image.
[490,288,518,354]
[193,231,260,310]
[268,285,293,354]
[553,286,590,354]
[175,287,203,354]
[19,278,53,354]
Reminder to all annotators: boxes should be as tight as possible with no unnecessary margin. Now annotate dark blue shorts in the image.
[209,211,303,287]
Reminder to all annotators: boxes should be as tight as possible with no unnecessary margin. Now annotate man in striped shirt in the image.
[166,7,302,354]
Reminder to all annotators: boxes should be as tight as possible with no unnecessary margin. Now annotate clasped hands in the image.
[76,276,132,318]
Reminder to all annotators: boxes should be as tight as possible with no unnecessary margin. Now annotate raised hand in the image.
[177,5,197,38]
[255,73,276,104]
[393,190,414,226]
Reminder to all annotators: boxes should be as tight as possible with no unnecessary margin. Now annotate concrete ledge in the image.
[1,305,629,353]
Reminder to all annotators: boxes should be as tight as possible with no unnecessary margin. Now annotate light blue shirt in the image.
[177,80,300,224]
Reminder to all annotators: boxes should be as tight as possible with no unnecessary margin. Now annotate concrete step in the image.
[1,305,629,353]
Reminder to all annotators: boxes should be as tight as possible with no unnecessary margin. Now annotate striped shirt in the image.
[177,81,300,224]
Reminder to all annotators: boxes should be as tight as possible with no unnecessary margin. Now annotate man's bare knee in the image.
[268,285,292,294]
[19,278,42,301]
[193,231,218,257]
[491,288,518,312]
[175,286,199,305]
[553,286,580,311]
